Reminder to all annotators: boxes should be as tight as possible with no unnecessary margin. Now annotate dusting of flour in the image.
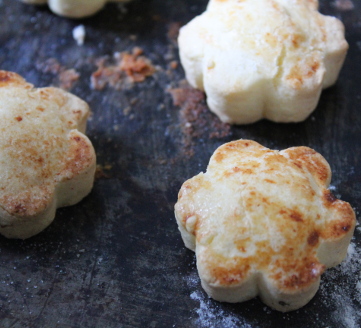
[318,239,361,328]
[184,236,361,327]
[186,270,252,328]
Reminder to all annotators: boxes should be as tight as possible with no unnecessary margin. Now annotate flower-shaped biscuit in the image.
[178,0,348,124]
[20,0,131,18]
[174,140,355,312]
[0,71,96,239]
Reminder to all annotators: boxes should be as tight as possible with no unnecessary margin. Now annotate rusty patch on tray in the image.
[168,83,231,157]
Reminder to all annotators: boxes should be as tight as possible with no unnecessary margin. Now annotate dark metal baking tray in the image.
[0,0,360,327]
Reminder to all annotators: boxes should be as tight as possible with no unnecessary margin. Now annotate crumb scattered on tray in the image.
[169,61,178,70]
[90,57,120,90]
[91,47,155,90]
[36,58,80,90]
[59,69,80,90]
[95,164,112,180]
[73,25,86,46]
[36,58,62,75]
[167,22,181,45]
[123,106,132,116]
[333,0,354,11]
[168,85,231,156]
[119,47,155,82]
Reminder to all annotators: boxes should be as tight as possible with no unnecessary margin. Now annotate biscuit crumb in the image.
[36,58,62,75]
[59,69,80,90]
[123,106,132,116]
[168,86,231,155]
[91,47,155,90]
[167,22,181,45]
[72,25,86,46]
[95,164,111,180]
[119,48,155,82]
[333,0,354,11]
[36,58,80,90]
[169,61,178,70]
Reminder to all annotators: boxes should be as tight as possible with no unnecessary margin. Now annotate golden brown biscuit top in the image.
[178,0,348,124]
[0,71,93,217]
[175,140,355,292]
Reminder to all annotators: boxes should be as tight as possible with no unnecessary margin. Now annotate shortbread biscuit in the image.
[20,0,131,18]
[178,0,348,124]
[0,71,96,239]
[175,140,355,312]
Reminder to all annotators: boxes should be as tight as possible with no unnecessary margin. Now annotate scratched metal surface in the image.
[0,0,360,327]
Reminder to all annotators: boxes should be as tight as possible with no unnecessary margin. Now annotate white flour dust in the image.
[186,269,252,328]
[184,236,361,327]
[319,240,361,328]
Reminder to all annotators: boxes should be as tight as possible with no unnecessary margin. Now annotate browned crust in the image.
[0,186,52,218]
[320,194,355,241]
[176,140,356,293]
[0,71,32,89]
[282,146,331,186]
[0,71,94,220]
[57,131,95,181]
[285,55,321,90]
[212,139,267,164]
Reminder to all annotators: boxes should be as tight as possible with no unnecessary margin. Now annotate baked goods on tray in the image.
[175,139,355,311]
[0,71,96,239]
[19,0,131,18]
[178,0,348,124]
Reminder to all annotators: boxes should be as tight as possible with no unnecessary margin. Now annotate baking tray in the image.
[0,0,360,327]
